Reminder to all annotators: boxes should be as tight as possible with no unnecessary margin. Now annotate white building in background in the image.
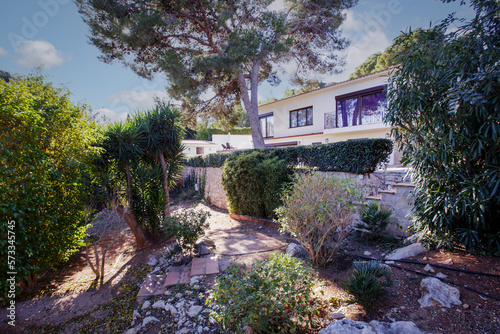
[211,134,253,151]
[258,68,401,165]
[182,140,219,156]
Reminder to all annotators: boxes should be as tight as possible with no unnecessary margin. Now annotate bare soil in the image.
[1,200,499,333]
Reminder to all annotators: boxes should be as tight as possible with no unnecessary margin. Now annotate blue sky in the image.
[0,0,474,123]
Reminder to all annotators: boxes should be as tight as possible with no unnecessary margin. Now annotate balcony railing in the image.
[324,112,336,129]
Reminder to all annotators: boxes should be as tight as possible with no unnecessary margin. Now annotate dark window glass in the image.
[290,107,313,128]
[336,87,386,128]
[260,114,274,138]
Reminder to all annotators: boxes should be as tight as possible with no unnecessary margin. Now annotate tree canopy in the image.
[385,0,500,253]
[76,0,356,148]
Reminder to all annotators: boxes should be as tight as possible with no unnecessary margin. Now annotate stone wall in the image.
[182,167,228,210]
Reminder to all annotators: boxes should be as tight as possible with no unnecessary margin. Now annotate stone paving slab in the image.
[137,274,166,298]
[190,257,219,276]
[163,265,191,287]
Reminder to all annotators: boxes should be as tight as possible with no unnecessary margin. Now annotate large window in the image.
[336,86,386,128]
[290,107,313,128]
[260,113,274,138]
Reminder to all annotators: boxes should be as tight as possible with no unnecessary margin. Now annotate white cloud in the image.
[105,90,171,110]
[0,47,7,57]
[14,40,70,69]
[94,108,129,124]
[326,9,391,81]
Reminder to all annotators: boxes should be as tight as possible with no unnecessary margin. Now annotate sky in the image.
[0,0,475,123]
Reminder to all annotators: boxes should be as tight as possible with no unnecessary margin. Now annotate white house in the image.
[182,140,219,156]
[258,69,401,165]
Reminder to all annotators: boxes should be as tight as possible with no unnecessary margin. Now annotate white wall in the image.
[212,134,253,150]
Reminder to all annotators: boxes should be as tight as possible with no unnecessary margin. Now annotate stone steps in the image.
[137,257,219,301]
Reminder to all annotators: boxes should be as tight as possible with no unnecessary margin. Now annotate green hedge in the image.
[209,127,252,135]
[184,138,393,174]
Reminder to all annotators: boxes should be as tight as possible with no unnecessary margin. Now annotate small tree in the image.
[385,0,500,253]
[278,173,362,266]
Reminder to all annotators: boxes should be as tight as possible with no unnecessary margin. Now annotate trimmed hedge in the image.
[210,127,252,135]
[184,138,393,174]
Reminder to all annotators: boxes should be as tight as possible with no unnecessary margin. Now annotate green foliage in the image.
[278,173,362,266]
[385,0,500,253]
[185,138,393,174]
[208,253,316,333]
[131,161,165,235]
[195,125,252,141]
[0,74,100,294]
[163,209,210,253]
[343,261,392,309]
[222,151,294,219]
[76,0,356,149]
[357,202,394,239]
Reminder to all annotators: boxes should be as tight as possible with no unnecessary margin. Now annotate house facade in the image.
[258,69,401,165]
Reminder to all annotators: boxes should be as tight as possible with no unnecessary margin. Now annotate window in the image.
[259,113,274,138]
[290,107,313,128]
[336,86,386,128]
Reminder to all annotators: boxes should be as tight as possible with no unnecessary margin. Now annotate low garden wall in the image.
[182,166,415,237]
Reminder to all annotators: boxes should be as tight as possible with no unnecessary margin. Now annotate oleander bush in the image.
[222,151,294,219]
[277,173,362,266]
[208,253,317,333]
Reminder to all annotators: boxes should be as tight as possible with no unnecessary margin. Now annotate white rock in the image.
[123,327,140,334]
[192,284,200,290]
[286,243,306,258]
[424,264,435,272]
[152,300,166,309]
[436,272,447,279]
[364,251,372,256]
[197,325,204,333]
[190,276,201,285]
[165,303,178,316]
[385,260,395,264]
[142,316,159,327]
[187,305,203,317]
[176,328,190,334]
[176,299,186,309]
[330,312,345,320]
[440,259,454,265]
[175,292,183,299]
[147,254,159,266]
[141,300,151,309]
[132,310,141,320]
[386,243,427,260]
[319,319,423,334]
[418,277,462,308]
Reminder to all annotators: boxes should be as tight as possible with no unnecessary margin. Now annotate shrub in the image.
[343,260,392,309]
[207,253,316,333]
[184,138,393,174]
[385,1,500,253]
[163,209,210,253]
[278,173,362,266]
[357,201,394,239]
[222,151,294,219]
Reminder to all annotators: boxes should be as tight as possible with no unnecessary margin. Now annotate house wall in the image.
[258,70,401,164]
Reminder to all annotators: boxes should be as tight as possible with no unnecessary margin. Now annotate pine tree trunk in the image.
[238,62,265,149]
[159,151,171,217]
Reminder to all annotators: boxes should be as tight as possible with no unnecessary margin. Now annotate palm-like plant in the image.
[137,103,185,217]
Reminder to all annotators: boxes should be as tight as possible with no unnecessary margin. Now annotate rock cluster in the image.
[319,319,423,334]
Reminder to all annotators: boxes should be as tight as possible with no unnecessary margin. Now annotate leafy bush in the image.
[385,1,500,253]
[208,253,316,333]
[0,74,100,292]
[278,173,362,266]
[357,201,394,239]
[185,138,393,174]
[222,151,294,219]
[343,260,392,309]
[163,209,210,253]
